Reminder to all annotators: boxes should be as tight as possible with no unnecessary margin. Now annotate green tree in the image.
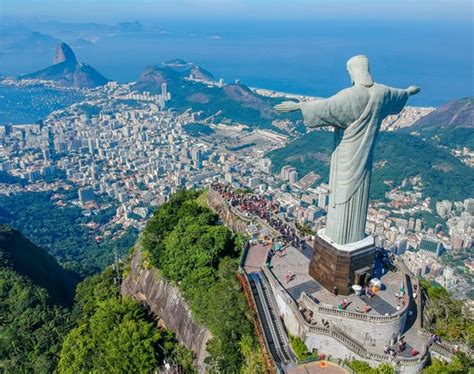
[140,190,264,372]
[239,334,266,374]
[422,353,473,374]
[57,297,162,374]
[420,280,473,347]
[0,267,72,373]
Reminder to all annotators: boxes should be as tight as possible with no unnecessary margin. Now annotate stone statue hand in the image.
[407,86,421,95]
[274,101,301,112]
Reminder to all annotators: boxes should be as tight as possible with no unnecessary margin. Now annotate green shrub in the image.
[289,335,317,361]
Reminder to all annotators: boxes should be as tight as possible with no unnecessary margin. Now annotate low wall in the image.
[121,247,211,373]
[301,292,407,348]
[261,266,428,374]
[207,189,250,234]
[299,268,411,348]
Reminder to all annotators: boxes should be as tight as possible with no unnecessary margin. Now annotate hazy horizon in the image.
[2,0,473,22]
[1,1,473,106]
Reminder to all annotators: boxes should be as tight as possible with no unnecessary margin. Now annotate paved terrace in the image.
[269,245,427,358]
[270,244,406,317]
[287,361,348,374]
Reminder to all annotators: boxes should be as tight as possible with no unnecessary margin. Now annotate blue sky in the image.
[2,0,473,22]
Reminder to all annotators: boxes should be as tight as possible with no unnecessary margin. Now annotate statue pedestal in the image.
[309,229,375,296]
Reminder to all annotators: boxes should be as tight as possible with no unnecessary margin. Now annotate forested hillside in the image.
[0,225,75,373]
[57,268,195,373]
[0,224,194,373]
[0,190,137,276]
[141,189,265,372]
[401,97,474,149]
[133,63,299,129]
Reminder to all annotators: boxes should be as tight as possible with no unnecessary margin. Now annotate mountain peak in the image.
[22,42,108,88]
[53,42,77,65]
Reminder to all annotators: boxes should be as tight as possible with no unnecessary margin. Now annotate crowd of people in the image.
[211,182,278,219]
[210,182,305,248]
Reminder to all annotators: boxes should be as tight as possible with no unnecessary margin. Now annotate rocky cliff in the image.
[53,42,77,65]
[121,245,211,373]
[207,189,250,234]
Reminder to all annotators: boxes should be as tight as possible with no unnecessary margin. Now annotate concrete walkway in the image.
[244,242,271,273]
[287,361,348,374]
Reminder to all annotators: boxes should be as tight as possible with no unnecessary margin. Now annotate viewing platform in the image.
[209,184,432,372]
[271,244,406,318]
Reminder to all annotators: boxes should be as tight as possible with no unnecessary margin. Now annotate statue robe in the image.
[300,83,410,245]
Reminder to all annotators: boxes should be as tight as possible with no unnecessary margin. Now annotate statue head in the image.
[347,55,374,87]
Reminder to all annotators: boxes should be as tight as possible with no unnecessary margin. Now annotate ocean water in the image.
[0,20,472,106]
[0,85,83,124]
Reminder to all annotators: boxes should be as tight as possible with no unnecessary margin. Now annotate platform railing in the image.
[261,265,428,367]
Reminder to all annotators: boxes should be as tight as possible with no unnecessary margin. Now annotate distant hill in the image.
[0,224,79,306]
[162,58,215,81]
[70,38,95,48]
[267,130,474,203]
[114,20,143,32]
[399,97,474,149]
[21,42,108,88]
[4,31,59,51]
[134,62,292,128]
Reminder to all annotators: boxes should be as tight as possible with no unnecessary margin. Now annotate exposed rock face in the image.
[53,42,77,65]
[121,246,211,373]
[207,189,249,234]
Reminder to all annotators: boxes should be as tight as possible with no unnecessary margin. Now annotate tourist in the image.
[411,348,418,357]
[398,341,406,353]
[341,298,348,310]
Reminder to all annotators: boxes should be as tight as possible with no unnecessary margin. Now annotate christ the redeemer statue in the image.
[275,55,420,245]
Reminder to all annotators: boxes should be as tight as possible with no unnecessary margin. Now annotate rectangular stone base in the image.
[308,231,375,296]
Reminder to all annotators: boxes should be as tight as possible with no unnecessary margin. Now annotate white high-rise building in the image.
[161,82,168,98]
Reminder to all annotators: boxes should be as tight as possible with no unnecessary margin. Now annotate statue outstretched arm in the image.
[274,101,301,113]
[385,85,421,116]
[274,99,337,128]
[407,86,421,95]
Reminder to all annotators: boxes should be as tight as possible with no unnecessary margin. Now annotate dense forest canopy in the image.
[142,189,265,373]
[58,268,195,374]
[0,225,74,373]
